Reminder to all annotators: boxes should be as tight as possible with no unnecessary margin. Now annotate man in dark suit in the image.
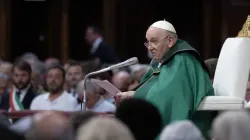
[85,26,119,64]
[9,59,37,111]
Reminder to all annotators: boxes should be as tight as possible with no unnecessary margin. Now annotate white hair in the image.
[160,120,204,140]
[166,31,178,39]
[21,52,39,61]
[212,110,250,140]
[76,117,135,140]
[76,79,101,94]
[32,61,46,75]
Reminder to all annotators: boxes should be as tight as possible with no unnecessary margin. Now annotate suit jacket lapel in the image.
[21,86,37,109]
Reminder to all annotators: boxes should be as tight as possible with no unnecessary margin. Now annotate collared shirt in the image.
[30,91,78,111]
[65,89,78,99]
[15,84,31,102]
[105,97,115,104]
[90,37,103,54]
[76,97,116,112]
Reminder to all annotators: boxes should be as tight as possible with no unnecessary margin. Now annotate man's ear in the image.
[167,38,176,48]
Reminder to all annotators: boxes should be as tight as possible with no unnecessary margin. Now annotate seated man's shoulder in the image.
[32,92,49,101]
[61,92,77,103]
[30,93,50,109]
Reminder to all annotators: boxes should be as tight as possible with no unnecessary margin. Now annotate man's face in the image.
[145,27,174,61]
[13,67,30,89]
[86,92,100,109]
[46,69,64,93]
[66,66,84,88]
[85,27,96,45]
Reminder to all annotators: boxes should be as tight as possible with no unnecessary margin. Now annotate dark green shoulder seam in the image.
[162,51,211,77]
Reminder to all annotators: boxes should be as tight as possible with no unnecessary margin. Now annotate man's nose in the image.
[15,78,21,82]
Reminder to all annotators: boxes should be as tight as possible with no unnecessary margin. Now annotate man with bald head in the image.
[112,71,131,92]
[115,20,214,138]
[76,79,116,112]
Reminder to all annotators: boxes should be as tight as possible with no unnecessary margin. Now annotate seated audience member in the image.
[99,89,114,104]
[31,61,46,94]
[21,52,39,64]
[112,71,131,92]
[25,111,72,140]
[211,110,250,140]
[160,120,204,140]
[128,66,149,90]
[65,61,85,98]
[44,57,60,69]
[63,59,77,71]
[0,72,9,110]
[10,60,38,112]
[76,79,116,112]
[76,117,135,140]
[115,98,162,140]
[81,59,101,75]
[204,58,218,83]
[30,65,78,111]
[92,64,114,103]
[0,61,13,91]
[70,111,97,136]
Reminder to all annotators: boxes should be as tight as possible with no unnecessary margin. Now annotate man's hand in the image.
[114,91,135,105]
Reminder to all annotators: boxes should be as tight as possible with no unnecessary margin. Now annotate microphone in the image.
[81,57,139,111]
[89,57,139,75]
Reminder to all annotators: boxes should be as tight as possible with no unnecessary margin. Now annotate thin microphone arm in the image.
[81,57,138,111]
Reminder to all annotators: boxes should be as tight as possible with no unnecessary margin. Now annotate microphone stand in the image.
[81,70,109,111]
[81,57,138,111]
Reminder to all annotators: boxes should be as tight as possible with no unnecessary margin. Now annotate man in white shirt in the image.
[30,65,77,111]
[76,79,116,112]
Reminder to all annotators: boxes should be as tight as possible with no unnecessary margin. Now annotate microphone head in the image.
[126,57,139,64]
[109,57,139,70]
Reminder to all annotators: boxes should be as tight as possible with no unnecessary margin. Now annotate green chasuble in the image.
[134,39,215,138]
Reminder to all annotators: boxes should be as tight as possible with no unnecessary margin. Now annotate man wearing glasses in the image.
[115,20,215,138]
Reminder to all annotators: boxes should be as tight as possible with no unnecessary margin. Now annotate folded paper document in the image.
[92,79,121,96]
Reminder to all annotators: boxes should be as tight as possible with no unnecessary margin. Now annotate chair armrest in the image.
[197,96,245,110]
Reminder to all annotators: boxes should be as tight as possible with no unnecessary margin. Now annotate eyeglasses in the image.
[144,35,170,48]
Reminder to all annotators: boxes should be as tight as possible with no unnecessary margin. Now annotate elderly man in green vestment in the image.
[114,20,215,138]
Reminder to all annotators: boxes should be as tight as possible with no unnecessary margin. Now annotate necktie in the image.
[16,91,21,99]
[72,90,76,97]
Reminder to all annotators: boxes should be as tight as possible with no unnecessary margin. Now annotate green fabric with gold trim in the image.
[134,39,215,138]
